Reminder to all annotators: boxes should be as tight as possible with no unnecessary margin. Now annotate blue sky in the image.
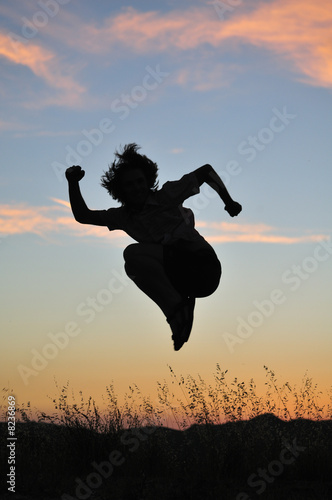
[1,0,331,416]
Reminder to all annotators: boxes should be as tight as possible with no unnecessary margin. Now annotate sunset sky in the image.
[1,0,331,419]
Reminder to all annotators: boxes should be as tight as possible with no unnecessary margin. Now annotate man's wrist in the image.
[221,194,233,206]
[67,178,80,185]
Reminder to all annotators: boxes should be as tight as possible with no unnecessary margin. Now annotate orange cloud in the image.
[0,32,86,107]
[0,200,127,245]
[196,220,328,244]
[173,62,242,91]
[218,0,332,88]
[100,7,213,52]
[77,0,332,88]
[2,0,329,111]
[0,200,327,245]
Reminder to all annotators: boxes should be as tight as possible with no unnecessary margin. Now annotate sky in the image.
[1,0,331,421]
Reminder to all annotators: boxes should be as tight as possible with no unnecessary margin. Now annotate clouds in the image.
[0,31,86,108]
[0,199,327,245]
[76,0,332,88]
[88,6,216,53]
[0,199,125,244]
[196,221,327,244]
[218,0,332,88]
[1,0,331,111]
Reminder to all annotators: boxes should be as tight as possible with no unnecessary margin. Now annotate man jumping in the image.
[66,143,242,351]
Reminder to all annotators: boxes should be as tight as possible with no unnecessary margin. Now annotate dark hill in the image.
[0,414,331,499]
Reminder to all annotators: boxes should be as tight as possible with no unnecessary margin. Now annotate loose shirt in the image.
[100,172,210,251]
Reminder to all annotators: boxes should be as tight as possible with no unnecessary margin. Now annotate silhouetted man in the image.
[66,143,242,350]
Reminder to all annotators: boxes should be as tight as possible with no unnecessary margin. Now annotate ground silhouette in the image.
[1,413,331,499]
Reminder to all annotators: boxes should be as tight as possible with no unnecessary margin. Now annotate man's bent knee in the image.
[123,243,140,264]
[124,262,136,281]
[123,244,140,280]
[123,243,163,264]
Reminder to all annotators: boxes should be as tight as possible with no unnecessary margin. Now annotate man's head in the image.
[101,143,159,207]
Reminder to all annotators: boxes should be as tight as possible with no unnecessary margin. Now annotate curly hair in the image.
[101,143,159,205]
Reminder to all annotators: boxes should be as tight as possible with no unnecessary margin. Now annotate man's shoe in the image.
[167,297,196,351]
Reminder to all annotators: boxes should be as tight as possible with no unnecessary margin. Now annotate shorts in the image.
[163,240,222,298]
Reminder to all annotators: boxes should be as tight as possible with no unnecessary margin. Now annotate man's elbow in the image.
[73,211,90,224]
[73,209,105,226]
[74,216,86,224]
[195,164,213,185]
[198,163,212,173]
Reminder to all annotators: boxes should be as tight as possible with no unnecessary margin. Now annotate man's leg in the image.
[124,242,196,350]
[123,243,183,318]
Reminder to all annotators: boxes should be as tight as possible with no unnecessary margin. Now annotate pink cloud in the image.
[0,200,327,245]
[0,200,127,245]
[76,1,332,88]
[2,0,330,112]
[218,0,332,88]
[196,220,328,244]
[0,32,86,108]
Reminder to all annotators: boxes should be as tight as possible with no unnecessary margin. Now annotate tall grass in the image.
[156,364,332,428]
[1,366,331,499]
[9,365,332,431]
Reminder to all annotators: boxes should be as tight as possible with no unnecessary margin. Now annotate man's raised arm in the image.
[194,164,242,217]
[66,165,107,226]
